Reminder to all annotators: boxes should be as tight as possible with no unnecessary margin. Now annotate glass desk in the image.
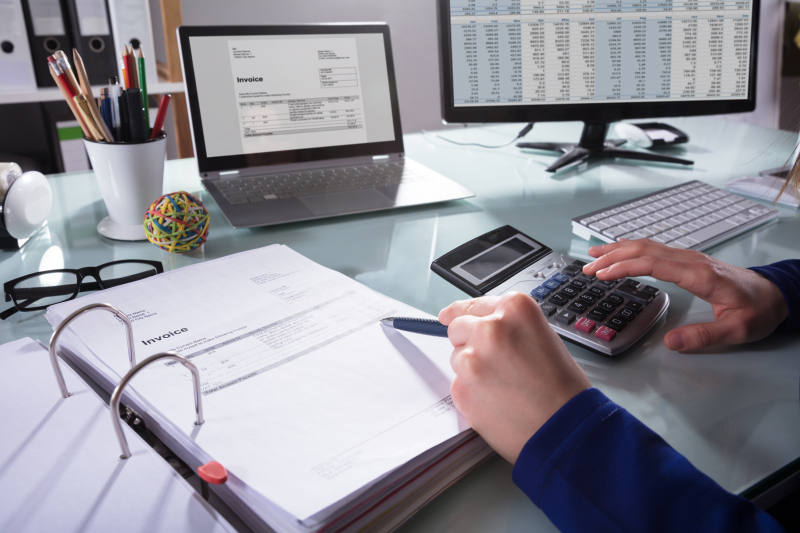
[2,117,799,532]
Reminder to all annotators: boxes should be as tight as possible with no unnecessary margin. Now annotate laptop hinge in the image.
[202,153,405,180]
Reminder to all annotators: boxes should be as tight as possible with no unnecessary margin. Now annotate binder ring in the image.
[111,351,204,460]
[49,303,136,398]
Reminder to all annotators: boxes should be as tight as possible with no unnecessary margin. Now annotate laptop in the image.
[177,24,474,228]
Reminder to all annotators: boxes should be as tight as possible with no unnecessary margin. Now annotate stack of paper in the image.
[45,245,492,533]
[0,338,235,533]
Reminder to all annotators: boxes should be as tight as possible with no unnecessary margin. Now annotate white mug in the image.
[84,134,166,241]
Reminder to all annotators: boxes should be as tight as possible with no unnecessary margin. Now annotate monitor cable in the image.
[422,123,534,149]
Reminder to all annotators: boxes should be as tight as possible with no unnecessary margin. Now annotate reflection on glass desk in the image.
[1,117,798,532]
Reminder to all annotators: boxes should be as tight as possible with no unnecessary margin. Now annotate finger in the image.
[439,296,502,325]
[587,239,629,258]
[449,345,470,374]
[584,239,691,276]
[664,318,741,351]
[591,256,714,298]
[446,315,484,347]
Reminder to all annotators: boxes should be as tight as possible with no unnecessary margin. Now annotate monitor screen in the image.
[188,33,396,158]
[179,25,406,174]
[438,0,759,122]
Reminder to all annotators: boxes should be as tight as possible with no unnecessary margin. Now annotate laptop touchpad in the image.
[299,190,395,216]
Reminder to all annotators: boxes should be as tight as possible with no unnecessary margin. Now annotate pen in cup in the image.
[108,77,121,141]
[126,88,148,142]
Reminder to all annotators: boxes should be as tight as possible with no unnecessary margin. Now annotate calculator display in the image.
[452,234,543,286]
[460,238,534,281]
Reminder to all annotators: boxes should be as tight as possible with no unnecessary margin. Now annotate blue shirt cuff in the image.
[749,260,800,330]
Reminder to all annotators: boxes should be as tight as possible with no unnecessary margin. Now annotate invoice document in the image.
[230,38,368,154]
[46,245,468,522]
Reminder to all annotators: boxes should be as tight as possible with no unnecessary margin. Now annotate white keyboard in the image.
[572,181,779,251]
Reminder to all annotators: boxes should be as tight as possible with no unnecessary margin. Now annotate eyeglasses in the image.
[2,260,163,320]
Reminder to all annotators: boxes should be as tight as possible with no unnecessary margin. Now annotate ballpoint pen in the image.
[109,77,121,140]
[380,317,449,338]
[137,48,149,135]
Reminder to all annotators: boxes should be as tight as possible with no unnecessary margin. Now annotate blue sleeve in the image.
[749,260,800,330]
[512,388,785,533]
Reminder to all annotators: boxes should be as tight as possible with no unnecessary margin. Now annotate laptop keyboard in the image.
[211,161,432,204]
[572,181,778,251]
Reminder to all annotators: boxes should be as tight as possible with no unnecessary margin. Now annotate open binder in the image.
[45,244,494,533]
[0,332,235,532]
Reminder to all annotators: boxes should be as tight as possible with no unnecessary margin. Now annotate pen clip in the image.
[110,351,204,459]
[49,303,137,398]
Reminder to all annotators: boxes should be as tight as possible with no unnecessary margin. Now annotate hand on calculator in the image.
[583,239,789,352]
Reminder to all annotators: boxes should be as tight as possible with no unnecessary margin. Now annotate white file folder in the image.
[0,0,37,91]
[107,0,157,82]
[0,338,236,533]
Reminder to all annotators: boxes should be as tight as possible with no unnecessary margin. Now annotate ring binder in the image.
[48,302,136,398]
[110,351,204,459]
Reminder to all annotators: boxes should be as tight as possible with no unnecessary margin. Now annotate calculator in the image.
[431,226,669,356]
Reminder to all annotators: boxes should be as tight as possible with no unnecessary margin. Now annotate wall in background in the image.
[180,0,785,133]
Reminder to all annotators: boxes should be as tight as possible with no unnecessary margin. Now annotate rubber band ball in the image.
[144,191,209,253]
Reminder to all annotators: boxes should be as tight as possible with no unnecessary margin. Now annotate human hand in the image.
[583,239,789,351]
[439,293,591,464]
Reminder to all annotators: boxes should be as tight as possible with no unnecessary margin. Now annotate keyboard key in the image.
[624,301,644,313]
[615,285,654,304]
[622,279,639,289]
[587,286,605,297]
[606,293,624,306]
[543,279,561,290]
[567,301,589,314]
[595,279,618,290]
[571,260,588,267]
[617,308,636,321]
[578,274,597,283]
[531,286,551,300]
[596,300,617,313]
[555,311,576,325]
[603,226,629,238]
[559,287,579,299]
[574,317,596,333]
[588,308,608,321]
[595,326,617,342]
[579,293,597,305]
[562,265,581,277]
[640,285,659,297]
[570,280,587,290]
[549,293,569,306]
[551,272,570,284]
[605,317,627,332]
[540,302,557,317]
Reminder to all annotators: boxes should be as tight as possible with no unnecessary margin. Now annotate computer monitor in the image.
[437,0,760,172]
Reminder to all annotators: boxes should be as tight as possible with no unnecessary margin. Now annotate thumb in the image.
[664,319,740,351]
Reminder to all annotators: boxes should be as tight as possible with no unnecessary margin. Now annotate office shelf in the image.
[0,80,185,105]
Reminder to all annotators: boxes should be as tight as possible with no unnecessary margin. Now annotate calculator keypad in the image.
[529,259,660,348]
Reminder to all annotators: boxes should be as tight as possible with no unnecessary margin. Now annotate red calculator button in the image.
[595,326,617,342]
[574,317,596,333]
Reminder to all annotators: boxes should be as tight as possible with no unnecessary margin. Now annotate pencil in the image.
[73,49,114,142]
[137,48,149,136]
[127,45,139,89]
[73,94,104,142]
[50,66,95,140]
[120,47,129,88]
[150,94,171,139]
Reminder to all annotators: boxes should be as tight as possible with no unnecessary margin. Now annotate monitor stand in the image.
[516,122,694,173]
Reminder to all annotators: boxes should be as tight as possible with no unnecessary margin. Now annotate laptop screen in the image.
[180,26,405,174]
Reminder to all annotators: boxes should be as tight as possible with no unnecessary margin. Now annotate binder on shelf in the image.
[62,0,117,85]
[0,0,37,91]
[20,0,74,87]
[107,0,157,84]
[0,335,236,533]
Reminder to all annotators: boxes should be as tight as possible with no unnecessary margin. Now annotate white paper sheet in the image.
[0,338,234,533]
[46,245,469,521]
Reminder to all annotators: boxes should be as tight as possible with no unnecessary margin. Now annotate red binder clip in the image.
[198,461,227,500]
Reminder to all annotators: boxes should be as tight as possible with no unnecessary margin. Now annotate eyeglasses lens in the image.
[13,272,80,309]
[98,262,158,288]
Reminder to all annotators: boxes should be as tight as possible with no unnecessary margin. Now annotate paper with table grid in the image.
[45,245,468,522]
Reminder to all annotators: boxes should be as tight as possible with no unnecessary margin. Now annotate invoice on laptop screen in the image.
[189,33,397,158]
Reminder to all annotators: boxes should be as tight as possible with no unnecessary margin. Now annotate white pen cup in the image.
[84,134,166,241]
